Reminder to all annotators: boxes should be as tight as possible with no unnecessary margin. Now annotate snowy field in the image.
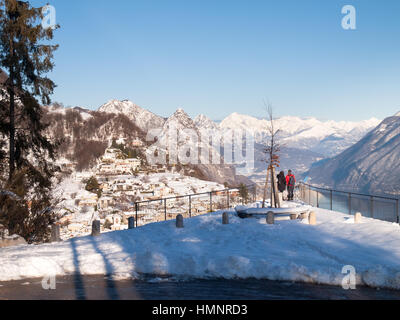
[1,204,400,290]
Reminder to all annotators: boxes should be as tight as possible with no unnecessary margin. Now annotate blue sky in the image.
[33,0,400,121]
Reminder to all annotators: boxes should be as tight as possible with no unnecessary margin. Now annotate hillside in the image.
[41,100,381,185]
[42,102,251,186]
[307,113,400,195]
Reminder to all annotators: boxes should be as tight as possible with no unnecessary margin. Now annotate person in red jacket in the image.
[286,170,296,201]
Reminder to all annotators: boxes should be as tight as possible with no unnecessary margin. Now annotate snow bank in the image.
[1,206,400,289]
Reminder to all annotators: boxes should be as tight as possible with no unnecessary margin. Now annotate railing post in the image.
[136,203,139,227]
[330,190,333,211]
[349,193,352,215]
[227,189,230,209]
[308,186,311,205]
[210,192,213,212]
[189,195,192,218]
[397,199,399,224]
[370,196,374,218]
[164,199,167,221]
[316,191,319,208]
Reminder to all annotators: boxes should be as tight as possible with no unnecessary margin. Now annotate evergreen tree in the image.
[0,0,59,181]
[85,176,101,196]
[0,0,60,242]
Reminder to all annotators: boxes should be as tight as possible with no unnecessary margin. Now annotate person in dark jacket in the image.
[277,171,287,202]
[277,171,286,193]
[286,170,296,201]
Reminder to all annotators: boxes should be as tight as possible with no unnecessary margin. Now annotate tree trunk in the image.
[271,166,280,208]
[270,168,276,208]
[262,166,270,208]
[8,85,15,181]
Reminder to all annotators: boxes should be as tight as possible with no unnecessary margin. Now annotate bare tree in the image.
[262,102,281,208]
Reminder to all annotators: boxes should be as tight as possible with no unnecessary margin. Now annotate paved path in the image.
[1,276,400,300]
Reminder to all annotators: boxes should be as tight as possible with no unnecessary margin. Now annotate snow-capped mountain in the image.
[194,114,219,131]
[307,112,400,195]
[219,113,380,157]
[42,98,382,186]
[148,108,249,186]
[43,103,251,186]
[99,99,165,132]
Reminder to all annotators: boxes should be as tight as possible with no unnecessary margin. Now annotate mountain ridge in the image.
[44,99,382,185]
[307,113,400,195]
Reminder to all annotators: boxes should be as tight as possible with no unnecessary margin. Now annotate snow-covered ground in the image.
[1,203,400,290]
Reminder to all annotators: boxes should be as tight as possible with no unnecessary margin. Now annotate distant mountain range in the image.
[194,111,380,183]
[43,99,381,186]
[308,112,400,196]
[218,112,380,157]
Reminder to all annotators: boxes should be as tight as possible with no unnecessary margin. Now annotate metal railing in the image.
[131,184,257,227]
[298,183,400,223]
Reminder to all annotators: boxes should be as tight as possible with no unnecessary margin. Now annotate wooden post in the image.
[222,212,229,225]
[91,220,101,236]
[50,225,61,242]
[227,190,230,209]
[176,214,184,228]
[262,166,271,208]
[267,211,275,225]
[271,166,280,208]
[270,167,274,207]
[128,217,135,229]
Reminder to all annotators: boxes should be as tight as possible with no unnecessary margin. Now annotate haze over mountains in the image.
[43,99,381,188]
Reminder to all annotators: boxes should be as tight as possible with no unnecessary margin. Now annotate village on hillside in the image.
[54,139,243,240]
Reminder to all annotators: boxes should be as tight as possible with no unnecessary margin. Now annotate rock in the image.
[267,212,275,225]
[50,225,61,243]
[222,212,229,225]
[0,235,27,248]
[176,214,184,228]
[128,217,135,229]
[309,212,317,225]
[354,212,362,224]
[91,220,101,236]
